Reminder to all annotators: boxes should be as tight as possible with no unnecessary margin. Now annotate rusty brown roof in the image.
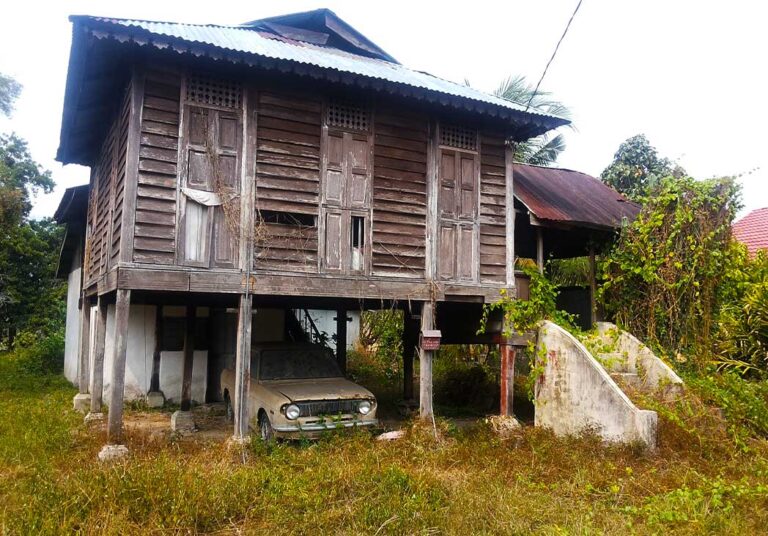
[514,164,640,230]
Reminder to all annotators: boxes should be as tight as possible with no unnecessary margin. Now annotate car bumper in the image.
[273,419,379,435]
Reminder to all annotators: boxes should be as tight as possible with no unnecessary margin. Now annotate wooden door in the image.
[181,105,241,268]
[438,149,478,281]
[322,128,371,274]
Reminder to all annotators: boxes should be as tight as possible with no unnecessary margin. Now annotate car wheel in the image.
[258,412,274,443]
[224,392,234,423]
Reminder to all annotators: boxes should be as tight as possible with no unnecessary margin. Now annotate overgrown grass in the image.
[2,349,768,534]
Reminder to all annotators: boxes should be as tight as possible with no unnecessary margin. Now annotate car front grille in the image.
[295,399,364,417]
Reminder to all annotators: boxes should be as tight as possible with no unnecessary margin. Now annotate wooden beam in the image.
[402,304,420,400]
[77,294,92,394]
[505,144,516,287]
[536,227,545,274]
[335,308,348,374]
[418,301,435,419]
[499,338,516,417]
[180,304,196,412]
[149,305,162,393]
[89,296,108,413]
[107,289,131,443]
[425,119,438,280]
[589,245,597,328]
[233,294,253,439]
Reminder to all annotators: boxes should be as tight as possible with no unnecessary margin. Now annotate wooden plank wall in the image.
[84,86,130,286]
[253,91,322,272]
[133,70,181,265]
[479,132,507,283]
[371,107,428,277]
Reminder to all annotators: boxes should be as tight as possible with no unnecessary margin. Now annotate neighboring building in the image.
[733,207,768,256]
[54,8,633,450]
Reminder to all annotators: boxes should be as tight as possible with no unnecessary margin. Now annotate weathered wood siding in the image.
[253,91,322,272]
[479,133,507,282]
[133,70,181,264]
[371,107,428,277]
[83,84,131,286]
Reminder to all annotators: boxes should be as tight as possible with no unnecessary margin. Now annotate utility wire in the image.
[524,0,584,113]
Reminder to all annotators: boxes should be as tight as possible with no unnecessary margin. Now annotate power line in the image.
[524,0,584,112]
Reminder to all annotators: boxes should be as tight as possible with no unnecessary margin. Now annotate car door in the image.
[249,350,269,425]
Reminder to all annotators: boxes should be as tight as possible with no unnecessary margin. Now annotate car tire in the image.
[258,412,274,443]
[224,392,234,423]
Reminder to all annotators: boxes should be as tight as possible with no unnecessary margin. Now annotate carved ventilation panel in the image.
[327,100,369,131]
[440,124,478,151]
[186,75,242,109]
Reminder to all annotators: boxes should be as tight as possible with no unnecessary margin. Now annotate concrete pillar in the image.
[73,294,92,412]
[536,227,545,274]
[86,296,108,420]
[233,294,253,440]
[102,289,131,457]
[418,302,435,419]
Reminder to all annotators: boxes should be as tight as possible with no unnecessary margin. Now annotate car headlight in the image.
[358,400,373,415]
[284,404,301,420]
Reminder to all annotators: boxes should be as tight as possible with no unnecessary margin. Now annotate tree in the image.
[494,75,572,166]
[0,73,21,118]
[600,134,685,200]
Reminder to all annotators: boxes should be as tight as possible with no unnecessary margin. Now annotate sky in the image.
[1,0,766,219]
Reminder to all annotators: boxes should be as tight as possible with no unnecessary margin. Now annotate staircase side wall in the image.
[535,321,657,448]
[596,322,684,397]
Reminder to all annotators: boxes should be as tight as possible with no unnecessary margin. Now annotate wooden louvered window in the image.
[179,74,243,268]
[437,124,479,282]
[320,100,372,274]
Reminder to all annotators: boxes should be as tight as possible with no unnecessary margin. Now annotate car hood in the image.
[260,377,374,402]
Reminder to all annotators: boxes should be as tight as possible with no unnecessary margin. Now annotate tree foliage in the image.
[599,176,743,362]
[600,134,684,200]
[494,75,571,166]
[0,72,21,118]
[0,134,54,228]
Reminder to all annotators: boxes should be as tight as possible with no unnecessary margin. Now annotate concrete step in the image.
[610,372,643,390]
[597,352,630,372]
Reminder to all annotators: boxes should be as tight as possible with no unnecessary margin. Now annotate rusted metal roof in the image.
[74,15,567,122]
[514,164,640,230]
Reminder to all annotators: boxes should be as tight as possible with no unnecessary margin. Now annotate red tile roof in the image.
[733,207,768,256]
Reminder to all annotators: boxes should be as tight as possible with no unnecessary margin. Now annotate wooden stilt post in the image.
[73,294,92,412]
[180,304,196,412]
[88,296,108,416]
[536,227,545,274]
[589,245,598,328]
[402,305,420,401]
[146,305,164,408]
[499,337,516,417]
[106,289,131,445]
[335,308,348,375]
[233,294,253,440]
[418,302,435,419]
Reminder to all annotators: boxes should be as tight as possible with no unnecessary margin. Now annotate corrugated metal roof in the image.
[514,164,640,230]
[733,207,768,256]
[75,15,566,122]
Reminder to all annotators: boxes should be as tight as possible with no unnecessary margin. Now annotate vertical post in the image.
[499,335,516,417]
[106,289,131,444]
[335,308,348,375]
[233,294,253,440]
[504,143,516,287]
[88,296,108,416]
[589,245,598,328]
[536,227,545,274]
[418,302,435,419]
[146,305,165,408]
[402,305,420,400]
[74,293,92,412]
[180,304,196,412]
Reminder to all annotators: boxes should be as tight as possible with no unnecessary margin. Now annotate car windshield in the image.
[259,348,343,381]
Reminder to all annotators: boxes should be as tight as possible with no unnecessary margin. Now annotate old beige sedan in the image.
[221,343,378,441]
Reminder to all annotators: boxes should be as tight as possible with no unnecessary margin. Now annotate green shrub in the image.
[14,332,65,376]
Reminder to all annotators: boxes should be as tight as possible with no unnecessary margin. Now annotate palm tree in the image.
[493,75,572,166]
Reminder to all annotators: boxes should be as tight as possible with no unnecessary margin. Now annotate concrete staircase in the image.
[534,321,684,450]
